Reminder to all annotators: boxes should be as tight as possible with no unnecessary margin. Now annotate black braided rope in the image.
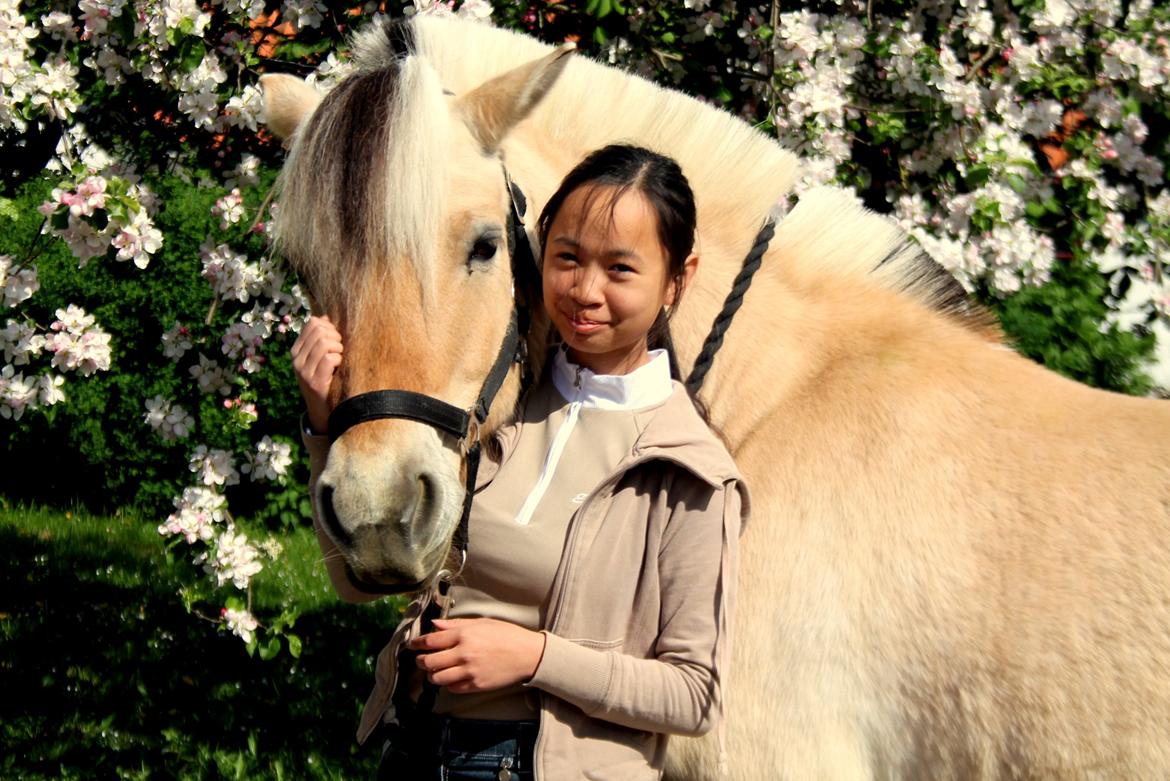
[684,215,777,395]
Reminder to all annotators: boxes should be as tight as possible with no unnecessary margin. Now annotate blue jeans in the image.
[377,715,537,781]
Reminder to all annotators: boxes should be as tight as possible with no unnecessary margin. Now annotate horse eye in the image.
[468,239,498,266]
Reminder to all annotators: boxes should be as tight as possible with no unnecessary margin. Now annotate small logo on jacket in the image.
[570,493,588,504]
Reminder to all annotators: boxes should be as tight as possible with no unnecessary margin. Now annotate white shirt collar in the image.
[551,346,674,410]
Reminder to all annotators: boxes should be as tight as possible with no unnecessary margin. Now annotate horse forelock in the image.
[274,20,450,319]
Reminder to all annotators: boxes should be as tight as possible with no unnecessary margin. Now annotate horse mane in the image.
[274,22,451,317]
[294,16,998,338]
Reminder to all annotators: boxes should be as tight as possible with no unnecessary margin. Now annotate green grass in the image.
[0,503,404,780]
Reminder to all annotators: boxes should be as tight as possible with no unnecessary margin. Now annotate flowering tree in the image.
[1,0,1167,654]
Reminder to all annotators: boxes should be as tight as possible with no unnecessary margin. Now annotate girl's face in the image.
[542,185,691,376]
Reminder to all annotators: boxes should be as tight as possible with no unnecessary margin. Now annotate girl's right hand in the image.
[291,315,343,435]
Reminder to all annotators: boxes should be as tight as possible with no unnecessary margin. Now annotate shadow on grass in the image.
[0,523,399,780]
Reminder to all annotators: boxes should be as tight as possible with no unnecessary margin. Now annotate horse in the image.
[260,16,1170,779]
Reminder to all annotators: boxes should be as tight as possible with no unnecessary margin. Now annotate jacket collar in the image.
[627,383,740,489]
[482,368,741,492]
[550,346,673,410]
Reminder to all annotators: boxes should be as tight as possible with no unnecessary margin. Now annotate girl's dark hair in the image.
[536,143,696,379]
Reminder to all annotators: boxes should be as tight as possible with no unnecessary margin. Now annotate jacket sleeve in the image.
[527,478,746,737]
[302,423,385,604]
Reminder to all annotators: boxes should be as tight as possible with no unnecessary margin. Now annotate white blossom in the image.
[44,305,111,375]
[242,436,293,482]
[157,485,226,543]
[199,526,263,589]
[2,258,38,307]
[224,85,263,132]
[38,373,65,406]
[0,364,37,419]
[282,0,325,30]
[222,606,259,643]
[210,189,245,230]
[144,395,195,440]
[189,352,232,395]
[161,322,194,360]
[110,208,163,268]
[188,444,240,487]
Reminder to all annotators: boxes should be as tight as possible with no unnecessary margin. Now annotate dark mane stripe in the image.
[878,242,1001,338]
[383,18,417,56]
[313,69,398,270]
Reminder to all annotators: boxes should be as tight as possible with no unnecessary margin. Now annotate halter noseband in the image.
[327,168,537,595]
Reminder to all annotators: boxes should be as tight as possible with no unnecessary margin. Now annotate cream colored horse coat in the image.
[263,16,1170,780]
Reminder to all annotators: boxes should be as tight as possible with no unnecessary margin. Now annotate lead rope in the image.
[683,209,781,776]
[685,212,778,395]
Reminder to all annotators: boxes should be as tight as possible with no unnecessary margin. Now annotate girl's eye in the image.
[556,252,579,264]
[610,263,634,275]
[468,239,497,266]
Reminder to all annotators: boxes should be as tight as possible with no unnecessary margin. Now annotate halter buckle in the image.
[461,414,481,455]
[431,550,465,619]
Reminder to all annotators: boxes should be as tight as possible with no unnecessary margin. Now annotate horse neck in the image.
[499,122,971,454]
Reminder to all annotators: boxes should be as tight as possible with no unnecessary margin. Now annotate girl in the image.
[292,144,747,780]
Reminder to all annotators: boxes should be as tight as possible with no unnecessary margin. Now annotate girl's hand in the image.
[290,315,343,434]
[408,618,546,694]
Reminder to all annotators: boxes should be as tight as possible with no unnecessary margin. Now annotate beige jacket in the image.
[304,382,748,780]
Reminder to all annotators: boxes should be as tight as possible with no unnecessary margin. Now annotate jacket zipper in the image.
[513,384,584,526]
[534,452,708,779]
[544,453,702,634]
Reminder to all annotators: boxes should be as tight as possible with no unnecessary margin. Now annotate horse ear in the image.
[259,74,323,142]
[457,43,575,153]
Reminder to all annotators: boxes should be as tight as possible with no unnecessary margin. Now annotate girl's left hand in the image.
[408,618,546,693]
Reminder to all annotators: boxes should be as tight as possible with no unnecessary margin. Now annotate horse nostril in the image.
[318,485,353,548]
[416,472,436,524]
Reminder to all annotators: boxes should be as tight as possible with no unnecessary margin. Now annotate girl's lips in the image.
[566,313,605,334]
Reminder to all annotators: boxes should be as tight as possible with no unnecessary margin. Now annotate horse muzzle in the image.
[317,464,455,588]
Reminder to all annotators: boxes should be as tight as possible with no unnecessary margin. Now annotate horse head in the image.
[261,24,572,589]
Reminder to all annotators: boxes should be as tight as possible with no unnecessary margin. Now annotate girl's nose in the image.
[569,265,603,305]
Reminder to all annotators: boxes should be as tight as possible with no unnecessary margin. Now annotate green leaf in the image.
[272,38,336,61]
[0,197,19,221]
[287,634,302,658]
[259,636,281,660]
[966,165,991,188]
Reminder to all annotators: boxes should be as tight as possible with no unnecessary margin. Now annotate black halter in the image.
[329,169,537,596]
